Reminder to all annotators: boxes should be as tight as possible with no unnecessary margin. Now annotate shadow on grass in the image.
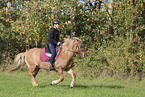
[94,84,125,88]
[39,84,125,89]
[73,84,125,89]
[39,85,49,88]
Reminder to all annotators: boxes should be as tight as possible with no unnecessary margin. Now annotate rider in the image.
[48,20,61,70]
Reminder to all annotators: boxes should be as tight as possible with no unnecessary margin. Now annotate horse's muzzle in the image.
[82,54,87,58]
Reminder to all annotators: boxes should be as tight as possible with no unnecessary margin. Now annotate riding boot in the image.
[50,64,55,71]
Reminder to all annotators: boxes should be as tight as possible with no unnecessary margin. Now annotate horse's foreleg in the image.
[67,69,76,87]
[51,69,64,85]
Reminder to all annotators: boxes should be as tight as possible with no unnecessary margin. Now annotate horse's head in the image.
[62,37,86,58]
[71,37,87,58]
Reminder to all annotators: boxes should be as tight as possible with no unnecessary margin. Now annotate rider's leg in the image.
[48,43,56,70]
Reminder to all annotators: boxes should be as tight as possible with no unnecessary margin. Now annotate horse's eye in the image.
[80,46,83,48]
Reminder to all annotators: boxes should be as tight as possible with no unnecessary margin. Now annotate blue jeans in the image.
[48,43,56,66]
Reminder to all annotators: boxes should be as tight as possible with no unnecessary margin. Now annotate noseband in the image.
[68,43,85,54]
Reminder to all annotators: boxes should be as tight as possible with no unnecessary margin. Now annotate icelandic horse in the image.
[9,37,86,87]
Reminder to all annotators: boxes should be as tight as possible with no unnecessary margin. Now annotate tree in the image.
[0,0,145,79]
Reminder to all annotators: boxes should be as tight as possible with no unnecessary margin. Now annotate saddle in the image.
[45,46,52,57]
[40,46,59,62]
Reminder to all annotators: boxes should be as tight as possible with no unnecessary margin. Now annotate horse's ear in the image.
[73,37,82,42]
[66,35,71,38]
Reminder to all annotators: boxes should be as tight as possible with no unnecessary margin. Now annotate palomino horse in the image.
[9,37,86,87]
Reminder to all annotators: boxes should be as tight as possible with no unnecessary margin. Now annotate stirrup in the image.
[50,65,55,71]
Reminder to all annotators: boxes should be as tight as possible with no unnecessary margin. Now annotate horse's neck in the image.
[60,48,74,60]
[66,51,74,59]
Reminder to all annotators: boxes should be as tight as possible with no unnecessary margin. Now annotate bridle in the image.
[68,43,85,54]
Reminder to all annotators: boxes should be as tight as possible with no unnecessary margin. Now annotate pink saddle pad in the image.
[40,48,50,62]
[40,48,59,62]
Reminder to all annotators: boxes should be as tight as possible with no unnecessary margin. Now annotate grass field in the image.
[0,71,145,97]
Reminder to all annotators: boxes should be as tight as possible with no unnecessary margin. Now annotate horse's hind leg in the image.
[28,66,39,86]
[25,59,38,86]
[33,66,40,78]
[67,69,76,87]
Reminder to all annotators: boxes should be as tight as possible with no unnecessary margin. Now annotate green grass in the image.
[0,71,145,97]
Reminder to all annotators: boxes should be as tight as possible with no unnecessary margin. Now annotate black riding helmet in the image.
[52,20,60,25]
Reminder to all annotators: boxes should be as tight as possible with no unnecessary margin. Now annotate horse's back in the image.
[25,48,42,66]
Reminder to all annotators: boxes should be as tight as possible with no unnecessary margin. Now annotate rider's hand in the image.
[57,42,61,45]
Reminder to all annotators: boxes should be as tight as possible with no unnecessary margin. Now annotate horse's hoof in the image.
[35,83,38,87]
[32,82,38,87]
[50,82,53,85]
[70,85,74,88]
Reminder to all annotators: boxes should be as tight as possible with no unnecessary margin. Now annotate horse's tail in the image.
[8,52,26,73]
